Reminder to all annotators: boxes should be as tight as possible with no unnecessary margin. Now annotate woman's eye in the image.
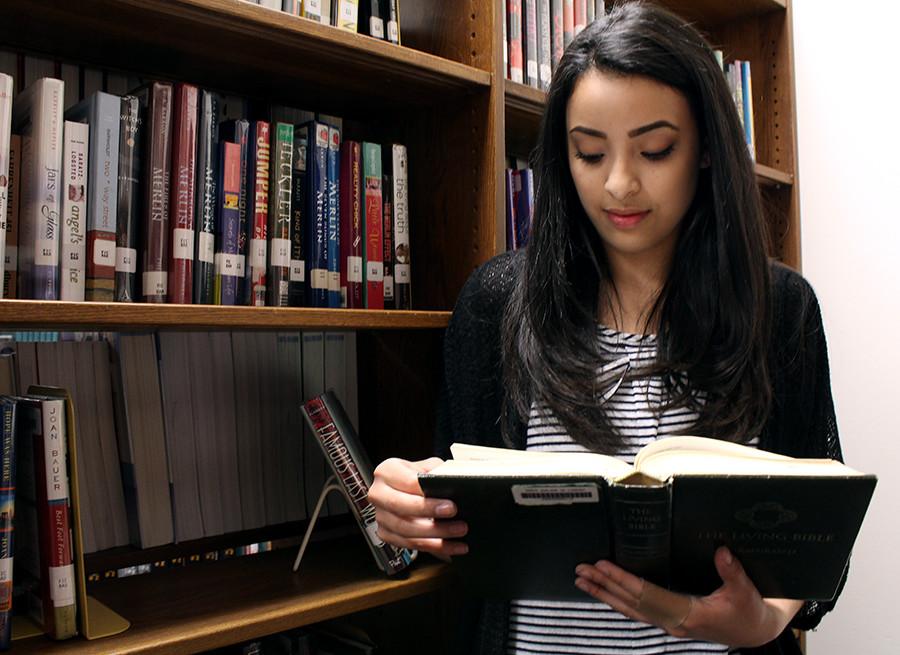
[642,145,675,161]
[575,151,604,163]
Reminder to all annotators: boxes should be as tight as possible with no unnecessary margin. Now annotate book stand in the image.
[293,475,356,573]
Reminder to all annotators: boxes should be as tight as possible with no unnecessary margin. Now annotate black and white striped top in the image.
[508,327,731,655]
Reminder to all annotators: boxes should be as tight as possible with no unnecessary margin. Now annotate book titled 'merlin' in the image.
[419,437,876,601]
[301,391,415,576]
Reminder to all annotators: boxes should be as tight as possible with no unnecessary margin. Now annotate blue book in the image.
[66,90,121,301]
[219,120,250,305]
[740,60,756,161]
[215,142,242,305]
[305,122,329,307]
[326,125,341,308]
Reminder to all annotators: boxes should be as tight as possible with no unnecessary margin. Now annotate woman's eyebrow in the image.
[569,120,679,138]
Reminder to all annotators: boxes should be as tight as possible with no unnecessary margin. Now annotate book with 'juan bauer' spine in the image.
[301,391,415,576]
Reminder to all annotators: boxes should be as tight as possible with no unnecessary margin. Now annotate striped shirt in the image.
[508,327,731,655]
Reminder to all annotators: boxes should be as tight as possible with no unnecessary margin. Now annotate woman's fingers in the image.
[375,509,467,540]
[375,523,469,558]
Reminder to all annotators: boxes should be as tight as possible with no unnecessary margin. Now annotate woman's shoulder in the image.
[452,249,524,319]
[769,260,824,342]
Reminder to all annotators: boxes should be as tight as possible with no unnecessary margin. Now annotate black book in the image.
[358,0,385,40]
[115,95,143,302]
[419,437,876,601]
[193,90,221,304]
[288,128,308,307]
[379,0,399,44]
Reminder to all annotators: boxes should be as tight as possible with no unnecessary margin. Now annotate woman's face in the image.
[566,69,704,271]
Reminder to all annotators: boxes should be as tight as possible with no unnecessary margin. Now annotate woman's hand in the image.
[574,546,803,647]
[368,457,469,560]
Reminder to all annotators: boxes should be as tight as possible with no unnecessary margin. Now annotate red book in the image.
[167,83,199,304]
[248,121,270,307]
[507,0,524,83]
[339,141,363,308]
[362,142,383,309]
[574,0,586,33]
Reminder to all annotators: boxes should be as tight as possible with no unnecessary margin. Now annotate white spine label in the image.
[93,238,116,268]
[290,260,306,282]
[143,271,167,296]
[215,253,244,277]
[270,238,290,267]
[366,262,383,282]
[370,16,385,38]
[49,564,76,606]
[347,256,363,283]
[35,238,59,267]
[4,245,17,269]
[250,238,267,269]
[395,263,411,283]
[199,231,215,263]
[116,247,137,274]
[311,268,328,290]
[172,228,194,261]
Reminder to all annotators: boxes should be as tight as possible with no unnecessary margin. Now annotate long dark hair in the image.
[501,1,772,452]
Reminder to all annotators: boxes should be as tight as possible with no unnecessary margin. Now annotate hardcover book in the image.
[219,119,250,305]
[267,122,293,307]
[66,90,121,302]
[381,147,394,310]
[247,120,270,307]
[60,121,88,302]
[339,140,362,308]
[507,0,524,83]
[0,397,15,649]
[3,135,21,299]
[305,122,329,307]
[361,142,383,309]
[12,77,65,300]
[301,391,415,576]
[137,82,174,304]
[167,83,199,305]
[326,125,341,308]
[419,437,876,601]
[214,141,243,305]
[0,74,11,300]
[193,90,221,305]
[115,96,142,303]
[288,127,308,307]
[390,144,410,309]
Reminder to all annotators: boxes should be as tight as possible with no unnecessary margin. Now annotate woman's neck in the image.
[598,251,672,335]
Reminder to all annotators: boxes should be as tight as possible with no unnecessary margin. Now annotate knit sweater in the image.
[434,249,844,655]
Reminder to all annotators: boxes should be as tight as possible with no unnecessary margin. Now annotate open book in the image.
[419,437,876,600]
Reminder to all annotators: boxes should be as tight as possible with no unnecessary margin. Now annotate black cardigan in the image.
[434,249,844,655]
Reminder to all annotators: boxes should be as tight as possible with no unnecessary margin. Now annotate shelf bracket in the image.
[293,475,354,573]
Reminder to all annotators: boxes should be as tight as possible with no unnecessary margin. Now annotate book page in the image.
[437,443,634,479]
[634,436,865,479]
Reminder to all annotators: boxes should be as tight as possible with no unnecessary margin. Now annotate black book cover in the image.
[419,448,876,601]
[289,128,308,307]
[115,95,143,303]
[193,90,221,305]
[358,0,385,39]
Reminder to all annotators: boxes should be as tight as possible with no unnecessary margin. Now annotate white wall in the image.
[793,1,900,652]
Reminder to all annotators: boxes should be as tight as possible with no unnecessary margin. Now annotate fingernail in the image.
[722,547,733,565]
[575,564,587,576]
[435,502,456,518]
[450,522,468,536]
[575,578,588,591]
[452,543,469,556]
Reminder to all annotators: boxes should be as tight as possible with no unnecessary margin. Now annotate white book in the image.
[391,144,410,309]
[0,74,11,299]
[60,120,87,301]
[12,77,65,300]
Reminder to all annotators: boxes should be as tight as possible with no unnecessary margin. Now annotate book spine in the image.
[306,122,328,307]
[381,0,399,44]
[167,83,199,305]
[524,0,538,87]
[336,0,360,32]
[3,135,20,299]
[391,144,410,309]
[362,142,383,309]
[140,82,174,303]
[247,121,270,307]
[326,125,341,308]
[381,148,394,310]
[115,96,142,302]
[215,142,242,305]
[550,0,564,71]
[0,74,10,301]
[0,400,15,649]
[282,0,301,13]
[609,482,671,588]
[302,0,322,20]
[358,0,384,39]
[741,60,756,161]
[302,392,414,575]
[267,122,293,307]
[220,120,250,305]
[60,121,88,301]
[516,168,533,247]
[537,0,552,91]
[35,398,77,640]
[288,127,307,307]
[193,91,220,305]
[14,78,64,300]
[508,0,524,83]
[339,140,362,308]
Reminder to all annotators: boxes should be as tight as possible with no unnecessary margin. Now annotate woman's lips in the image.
[606,210,650,228]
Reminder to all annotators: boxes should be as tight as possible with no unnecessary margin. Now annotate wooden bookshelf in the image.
[0,300,451,331]
[12,540,451,655]
[0,0,803,652]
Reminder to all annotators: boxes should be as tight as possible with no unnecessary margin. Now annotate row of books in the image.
[504,0,607,91]
[248,0,401,44]
[714,53,757,160]
[7,330,359,554]
[0,69,412,309]
[505,162,534,251]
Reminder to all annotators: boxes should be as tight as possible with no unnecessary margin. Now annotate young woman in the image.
[369,3,844,653]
